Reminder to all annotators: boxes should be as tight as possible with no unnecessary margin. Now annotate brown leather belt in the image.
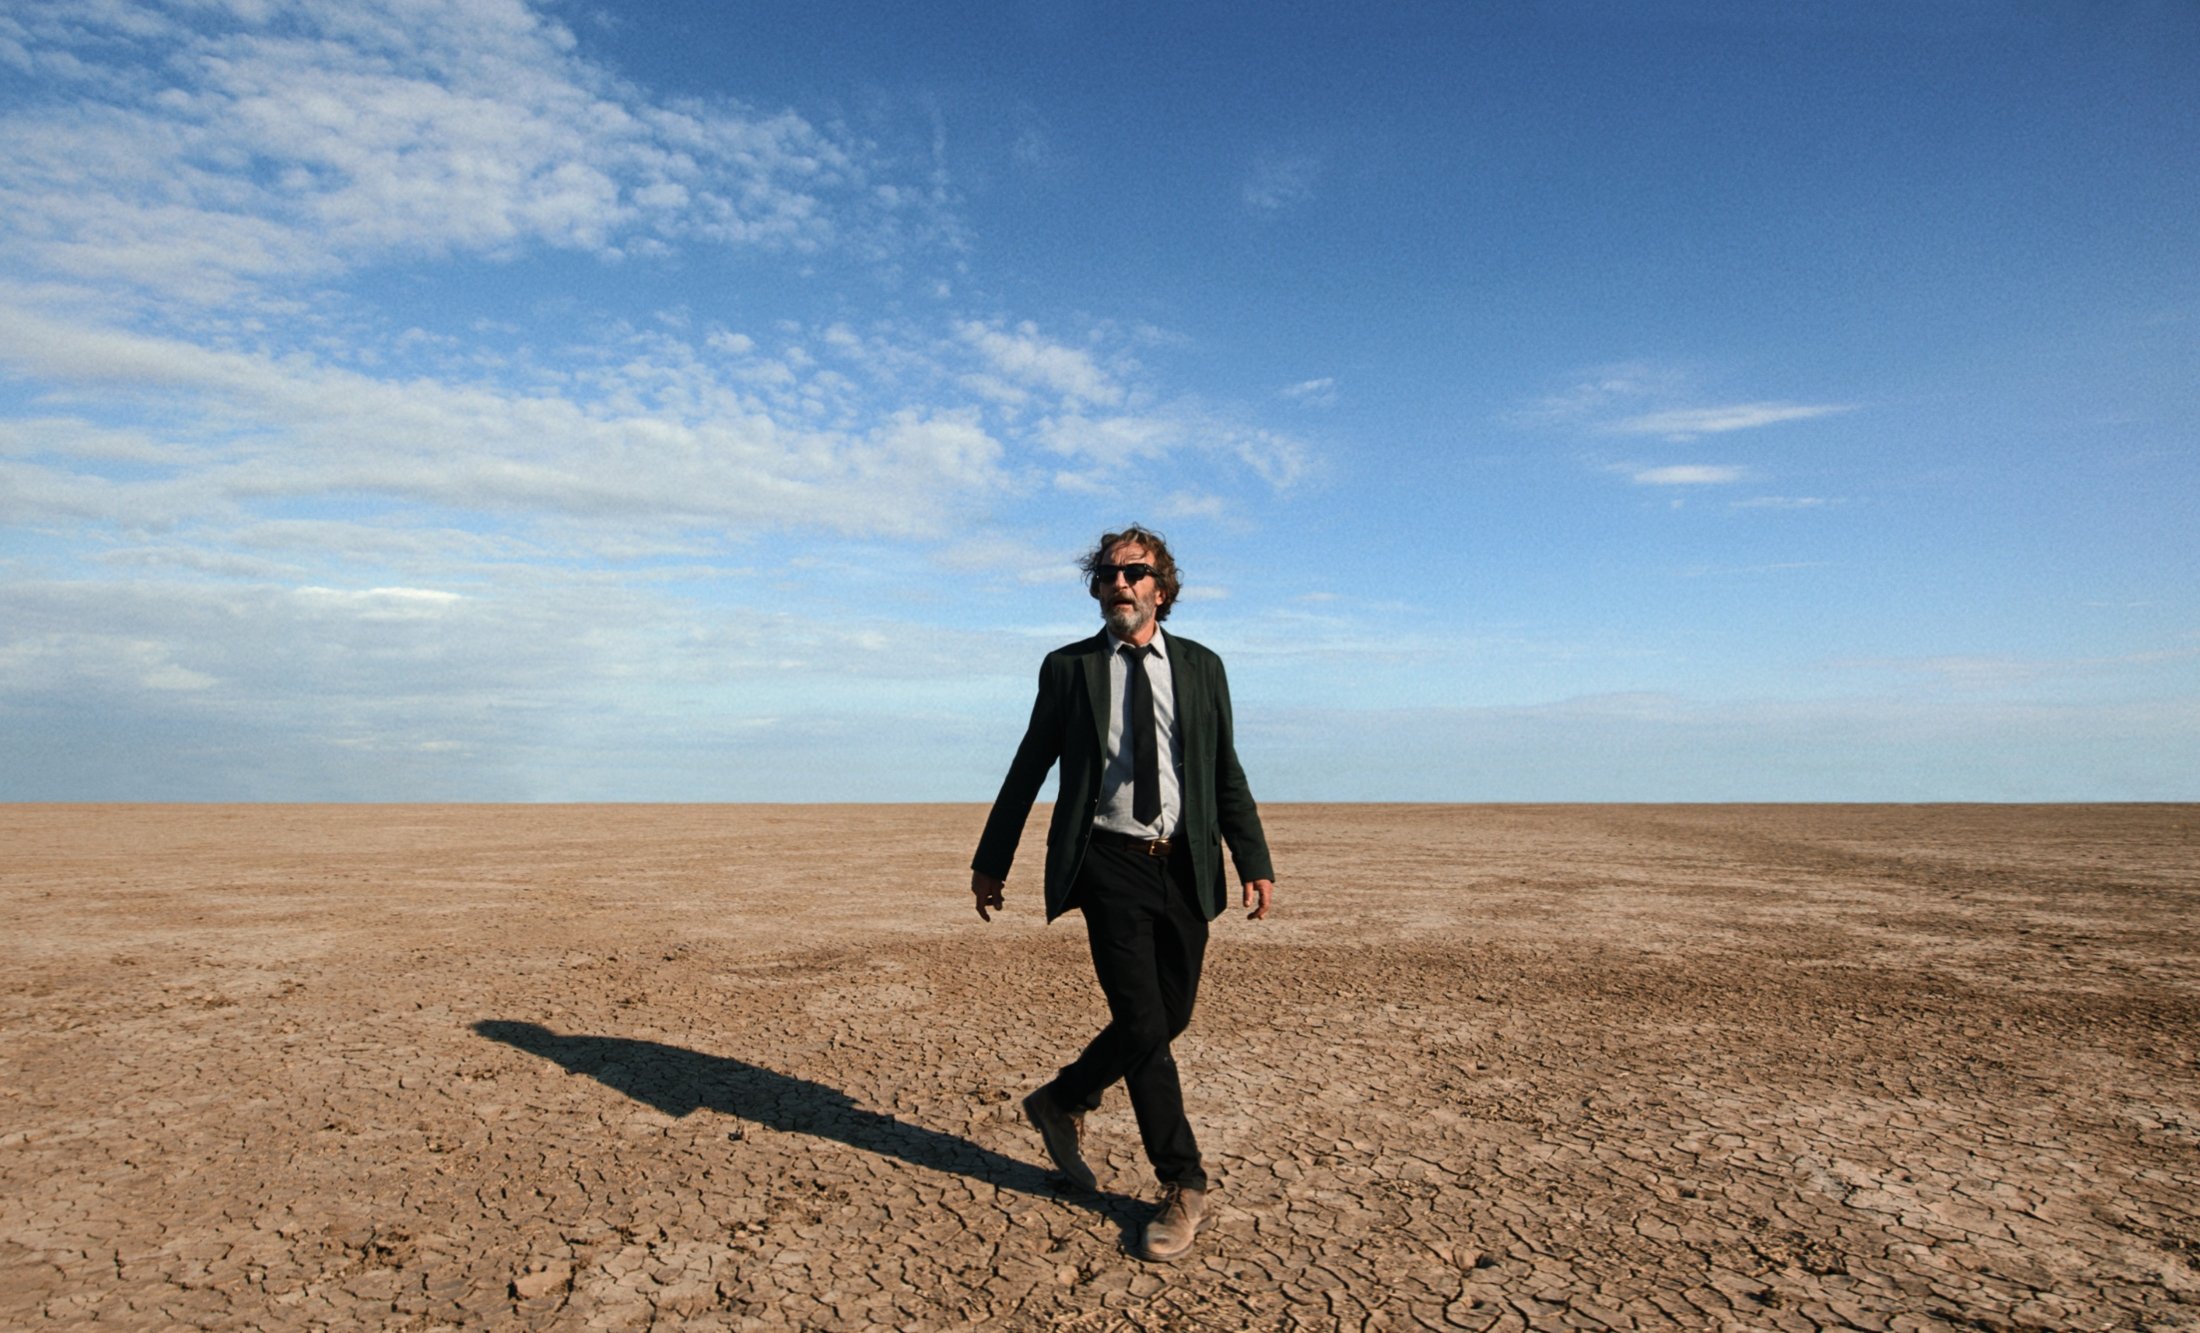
[1090,828,1177,857]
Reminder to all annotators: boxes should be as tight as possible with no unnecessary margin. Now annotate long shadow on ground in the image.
[474,1020,1142,1233]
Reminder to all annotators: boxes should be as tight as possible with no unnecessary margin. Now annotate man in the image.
[971,525,1276,1264]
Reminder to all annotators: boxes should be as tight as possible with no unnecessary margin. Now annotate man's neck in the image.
[1108,622,1161,649]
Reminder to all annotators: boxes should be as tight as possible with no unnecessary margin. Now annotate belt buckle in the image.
[1146,837,1172,857]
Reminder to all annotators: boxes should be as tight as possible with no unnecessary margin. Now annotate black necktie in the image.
[1123,644,1160,825]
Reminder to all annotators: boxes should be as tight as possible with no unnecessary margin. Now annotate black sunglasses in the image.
[1089,562,1158,587]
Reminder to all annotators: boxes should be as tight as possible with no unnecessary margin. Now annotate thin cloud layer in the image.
[1517,362,1854,500]
[1041,410,1308,489]
[0,0,873,305]
[1242,149,1321,212]
[1608,403,1854,440]
[0,0,1310,550]
[0,308,1008,540]
[1518,365,1851,437]
[1732,495,1836,509]
[957,320,1124,408]
[5,3,2183,802]
[1628,464,1745,486]
[0,0,1322,800]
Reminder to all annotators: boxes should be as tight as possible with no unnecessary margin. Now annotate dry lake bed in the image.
[2,803,2196,1331]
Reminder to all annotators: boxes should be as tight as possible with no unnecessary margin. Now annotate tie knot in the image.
[1121,643,1152,662]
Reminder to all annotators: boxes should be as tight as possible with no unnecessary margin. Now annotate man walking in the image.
[971,525,1276,1263]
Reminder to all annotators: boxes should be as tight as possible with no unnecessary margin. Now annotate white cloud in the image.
[1280,377,1337,407]
[1511,361,1693,425]
[933,535,1081,587]
[1040,413,1180,465]
[0,0,1327,801]
[231,519,546,564]
[956,320,1123,407]
[0,415,210,464]
[1608,402,1854,440]
[0,565,1101,798]
[95,545,303,580]
[1627,465,1745,486]
[1157,492,1227,521]
[1217,424,1310,488]
[1039,409,1309,490]
[956,372,1032,407]
[296,585,466,619]
[0,306,1009,539]
[1515,364,1854,443]
[0,625,220,696]
[0,0,884,306]
[0,5,1308,563]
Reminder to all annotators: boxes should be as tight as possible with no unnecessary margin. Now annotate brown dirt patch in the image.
[3,803,2196,1330]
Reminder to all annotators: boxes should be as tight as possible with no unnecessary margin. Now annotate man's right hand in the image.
[971,871,1006,921]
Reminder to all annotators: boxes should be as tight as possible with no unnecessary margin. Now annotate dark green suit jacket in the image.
[972,630,1275,922]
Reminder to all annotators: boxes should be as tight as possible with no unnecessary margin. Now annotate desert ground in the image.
[1,803,2195,1332]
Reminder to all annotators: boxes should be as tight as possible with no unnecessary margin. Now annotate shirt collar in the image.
[1105,625,1167,658]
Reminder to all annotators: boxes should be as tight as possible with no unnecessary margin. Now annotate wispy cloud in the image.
[1516,363,1853,441]
[956,320,1124,407]
[1157,492,1229,522]
[1732,495,1838,510]
[297,584,465,608]
[0,0,1327,799]
[0,569,1058,798]
[0,306,1010,541]
[1242,149,1320,212]
[1607,402,1854,440]
[933,535,1082,587]
[1626,464,1745,486]
[1510,360,1693,426]
[1279,377,1337,407]
[1040,408,1309,489]
[0,0,898,309]
[1244,694,2200,802]
[1518,362,1854,500]
[1040,413,1179,466]
[1,0,1314,556]
[1675,561,1828,578]
[1830,646,2200,692]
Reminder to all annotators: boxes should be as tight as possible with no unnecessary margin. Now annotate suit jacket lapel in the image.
[1165,634,1199,761]
[1081,632,1109,760]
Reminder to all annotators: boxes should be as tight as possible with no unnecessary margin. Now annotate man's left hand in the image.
[1242,878,1275,920]
[971,871,1006,921]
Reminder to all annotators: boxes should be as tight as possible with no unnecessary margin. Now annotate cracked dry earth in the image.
[3,805,2197,1332]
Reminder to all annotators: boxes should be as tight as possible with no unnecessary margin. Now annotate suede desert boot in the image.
[1021,1088,1096,1191]
[1139,1183,1206,1262]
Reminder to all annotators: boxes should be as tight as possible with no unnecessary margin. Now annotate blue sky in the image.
[2,0,2193,801]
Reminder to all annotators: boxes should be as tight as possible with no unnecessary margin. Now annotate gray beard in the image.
[1104,603,1149,638]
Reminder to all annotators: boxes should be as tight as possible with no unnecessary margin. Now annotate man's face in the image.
[1093,540,1164,640]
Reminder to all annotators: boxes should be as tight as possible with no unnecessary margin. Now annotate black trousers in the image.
[1047,837,1209,1190]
